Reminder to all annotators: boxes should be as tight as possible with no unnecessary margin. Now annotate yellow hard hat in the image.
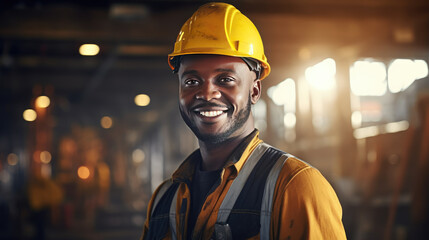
[168,2,271,80]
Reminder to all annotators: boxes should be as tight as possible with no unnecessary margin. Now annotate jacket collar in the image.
[172,129,262,182]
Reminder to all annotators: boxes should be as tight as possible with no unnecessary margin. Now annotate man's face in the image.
[177,55,260,144]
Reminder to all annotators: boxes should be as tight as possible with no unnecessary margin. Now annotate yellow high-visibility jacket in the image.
[141,131,346,240]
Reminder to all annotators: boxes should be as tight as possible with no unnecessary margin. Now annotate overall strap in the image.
[169,186,180,240]
[259,154,288,240]
[214,143,289,240]
[151,179,174,216]
[150,180,181,240]
[146,180,179,240]
[214,143,271,239]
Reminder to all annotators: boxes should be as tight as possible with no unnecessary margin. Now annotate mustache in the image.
[190,101,230,111]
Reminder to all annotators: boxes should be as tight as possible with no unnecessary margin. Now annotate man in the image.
[141,2,346,239]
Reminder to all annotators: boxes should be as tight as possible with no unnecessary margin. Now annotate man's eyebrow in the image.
[180,68,236,77]
[215,68,235,74]
[180,70,199,77]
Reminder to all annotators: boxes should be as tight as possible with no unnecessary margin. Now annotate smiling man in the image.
[141,2,346,240]
[178,55,260,171]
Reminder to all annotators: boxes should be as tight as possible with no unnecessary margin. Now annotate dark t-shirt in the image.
[186,130,258,239]
[187,164,222,239]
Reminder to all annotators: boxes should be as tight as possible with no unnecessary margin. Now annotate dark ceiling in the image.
[1,0,429,142]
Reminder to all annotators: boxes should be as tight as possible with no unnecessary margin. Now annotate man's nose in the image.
[195,82,221,101]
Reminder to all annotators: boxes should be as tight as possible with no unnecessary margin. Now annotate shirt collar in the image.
[172,129,262,182]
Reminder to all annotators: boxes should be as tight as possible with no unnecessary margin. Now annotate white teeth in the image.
[199,111,223,117]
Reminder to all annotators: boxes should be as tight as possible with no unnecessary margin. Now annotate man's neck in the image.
[198,129,255,171]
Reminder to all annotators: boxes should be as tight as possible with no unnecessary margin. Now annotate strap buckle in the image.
[214,223,233,240]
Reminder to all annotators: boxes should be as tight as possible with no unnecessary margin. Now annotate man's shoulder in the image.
[263,144,319,184]
[283,155,314,175]
[263,144,312,171]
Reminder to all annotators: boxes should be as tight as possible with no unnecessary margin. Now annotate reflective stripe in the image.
[260,154,288,240]
[169,186,180,240]
[151,179,174,216]
[216,143,271,224]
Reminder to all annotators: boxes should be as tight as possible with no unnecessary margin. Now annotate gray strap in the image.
[260,154,288,240]
[151,179,174,216]
[169,186,180,240]
[216,143,271,224]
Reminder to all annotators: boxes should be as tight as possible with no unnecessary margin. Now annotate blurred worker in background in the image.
[141,2,346,239]
[28,172,63,240]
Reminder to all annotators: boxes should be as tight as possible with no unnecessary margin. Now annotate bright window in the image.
[388,59,428,93]
[350,60,387,96]
[305,58,336,91]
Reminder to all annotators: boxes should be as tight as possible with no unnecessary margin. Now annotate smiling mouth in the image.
[192,102,230,119]
[198,110,224,117]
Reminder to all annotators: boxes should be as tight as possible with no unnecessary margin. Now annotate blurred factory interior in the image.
[1,0,429,239]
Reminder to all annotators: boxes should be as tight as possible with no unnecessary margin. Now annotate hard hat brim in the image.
[168,52,271,80]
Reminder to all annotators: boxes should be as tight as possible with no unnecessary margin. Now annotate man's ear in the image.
[251,79,262,104]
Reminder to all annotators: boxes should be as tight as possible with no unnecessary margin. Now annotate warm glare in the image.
[135,94,150,106]
[79,44,100,56]
[305,58,336,91]
[35,95,50,108]
[298,47,311,60]
[269,78,296,111]
[23,109,37,121]
[284,112,297,129]
[78,166,90,180]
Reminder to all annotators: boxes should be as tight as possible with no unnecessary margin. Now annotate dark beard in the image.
[179,95,252,145]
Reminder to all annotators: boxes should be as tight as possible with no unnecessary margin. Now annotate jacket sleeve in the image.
[140,190,156,240]
[140,179,172,240]
[271,165,347,239]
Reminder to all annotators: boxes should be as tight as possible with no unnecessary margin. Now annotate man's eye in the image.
[219,77,235,83]
[184,79,199,86]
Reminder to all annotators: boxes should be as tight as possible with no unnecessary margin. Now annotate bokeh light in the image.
[79,44,100,56]
[40,151,52,164]
[35,95,50,108]
[132,149,145,163]
[7,153,18,166]
[135,94,150,106]
[284,112,297,129]
[101,116,113,129]
[23,109,37,122]
[77,166,90,180]
[268,78,296,109]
